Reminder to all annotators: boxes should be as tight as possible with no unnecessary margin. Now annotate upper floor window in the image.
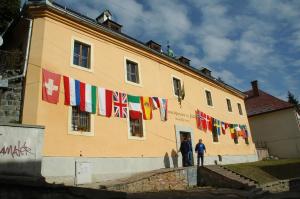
[126,60,140,84]
[226,99,232,112]
[237,103,243,115]
[173,77,181,97]
[73,40,91,69]
[205,90,213,106]
[71,106,91,132]
[129,115,144,138]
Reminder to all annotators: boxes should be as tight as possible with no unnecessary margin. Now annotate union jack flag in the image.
[113,91,128,118]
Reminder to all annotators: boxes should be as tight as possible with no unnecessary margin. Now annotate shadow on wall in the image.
[0,160,42,177]
[163,149,179,168]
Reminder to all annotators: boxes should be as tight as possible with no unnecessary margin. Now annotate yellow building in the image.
[3,1,257,184]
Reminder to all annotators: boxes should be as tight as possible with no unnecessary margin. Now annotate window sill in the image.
[128,135,146,141]
[125,80,143,87]
[68,130,94,137]
[71,64,93,73]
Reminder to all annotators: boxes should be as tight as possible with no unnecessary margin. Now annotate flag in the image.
[141,97,153,120]
[79,82,97,113]
[98,87,113,117]
[200,112,207,131]
[221,122,226,134]
[42,69,61,104]
[151,97,160,110]
[113,91,128,118]
[207,115,213,131]
[63,76,80,106]
[158,98,168,121]
[195,110,202,129]
[128,95,142,119]
[216,120,221,135]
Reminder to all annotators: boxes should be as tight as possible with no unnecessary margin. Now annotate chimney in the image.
[201,67,211,77]
[251,80,259,96]
[146,40,161,52]
[96,10,122,33]
[177,56,190,66]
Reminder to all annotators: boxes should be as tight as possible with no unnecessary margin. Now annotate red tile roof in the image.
[244,89,294,117]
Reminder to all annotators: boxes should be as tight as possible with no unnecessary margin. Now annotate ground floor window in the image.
[212,129,219,142]
[234,133,239,144]
[71,106,91,132]
[245,137,249,145]
[129,115,144,137]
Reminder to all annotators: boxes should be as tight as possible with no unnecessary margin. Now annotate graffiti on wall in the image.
[0,141,33,158]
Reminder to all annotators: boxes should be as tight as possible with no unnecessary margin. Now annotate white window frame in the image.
[226,98,233,113]
[237,102,243,116]
[68,106,95,136]
[204,88,214,108]
[171,75,182,98]
[127,112,146,140]
[70,36,94,73]
[124,56,143,87]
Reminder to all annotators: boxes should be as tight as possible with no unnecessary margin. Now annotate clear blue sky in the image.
[33,0,300,100]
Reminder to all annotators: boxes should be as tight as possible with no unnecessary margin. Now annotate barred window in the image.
[126,60,140,84]
[212,128,219,142]
[71,106,91,132]
[129,116,144,137]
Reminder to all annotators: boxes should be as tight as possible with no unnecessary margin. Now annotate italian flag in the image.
[79,82,97,113]
[128,95,141,119]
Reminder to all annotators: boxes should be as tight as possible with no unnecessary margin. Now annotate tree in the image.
[287,91,299,110]
[0,0,21,33]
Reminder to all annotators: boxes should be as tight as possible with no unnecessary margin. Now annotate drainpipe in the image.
[6,17,33,81]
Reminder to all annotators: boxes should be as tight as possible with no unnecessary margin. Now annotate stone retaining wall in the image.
[260,178,300,193]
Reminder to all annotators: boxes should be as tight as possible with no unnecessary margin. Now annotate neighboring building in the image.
[244,80,300,158]
[1,0,257,184]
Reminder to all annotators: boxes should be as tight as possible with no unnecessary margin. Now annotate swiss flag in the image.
[42,69,61,104]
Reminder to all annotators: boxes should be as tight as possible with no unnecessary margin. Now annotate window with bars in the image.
[237,103,243,115]
[71,106,91,132]
[212,127,219,142]
[173,77,181,97]
[226,99,232,112]
[73,40,91,69]
[205,90,213,106]
[129,115,144,137]
[126,60,140,84]
[234,134,239,144]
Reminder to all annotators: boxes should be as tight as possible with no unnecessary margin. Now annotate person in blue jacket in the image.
[195,139,206,166]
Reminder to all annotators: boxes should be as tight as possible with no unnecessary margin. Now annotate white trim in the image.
[68,106,95,136]
[204,88,214,108]
[127,108,146,141]
[225,97,233,113]
[70,36,94,73]
[124,56,143,87]
[171,75,182,98]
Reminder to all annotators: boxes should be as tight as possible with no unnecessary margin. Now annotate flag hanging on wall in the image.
[63,76,80,106]
[128,95,142,119]
[221,122,226,134]
[195,110,202,129]
[207,115,213,131]
[141,97,153,120]
[42,69,61,104]
[98,87,113,117]
[79,82,96,113]
[113,91,128,118]
[158,98,168,121]
[151,97,160,110]
[200,112,207,131]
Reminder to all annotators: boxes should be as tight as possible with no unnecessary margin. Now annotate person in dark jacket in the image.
[179,137,189,167]
[195,139,206,166]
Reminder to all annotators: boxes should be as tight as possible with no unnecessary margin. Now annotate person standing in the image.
[187,137,193,166]
[179,137,189,167]
[195,139,206,166]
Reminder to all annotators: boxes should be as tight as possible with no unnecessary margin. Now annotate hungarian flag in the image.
[42,69,61,104]
[98,87,113,117]
[63,76,80,106]
[113,91,128,118]
[141,97,153,120]
[79,82,97,113]
[158,98,168,121]
[128,95,142,119]
[151,97,160,110]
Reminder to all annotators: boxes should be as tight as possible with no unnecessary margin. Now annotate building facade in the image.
[244,81,300,159]
[2,1,257,184]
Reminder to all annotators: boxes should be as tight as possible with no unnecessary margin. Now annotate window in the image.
[237,103,243,115]
[234,133,239,144]
[226,99,232,112]
[71,106,91,132]
[173,77,181,97]
[205,90,213,106]
[129,116,144,138]
[212,129,219,142]
[126,60,140,84]
[245,137,249,145]
[73,40,91,69]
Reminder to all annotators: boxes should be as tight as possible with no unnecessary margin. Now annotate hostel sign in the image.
[168,110,195,122]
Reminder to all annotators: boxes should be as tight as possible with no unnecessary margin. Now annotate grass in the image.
[223,158,300,184]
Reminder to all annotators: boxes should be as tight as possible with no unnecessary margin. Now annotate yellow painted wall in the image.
[249,108,300,158]
[22,14,256,158]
